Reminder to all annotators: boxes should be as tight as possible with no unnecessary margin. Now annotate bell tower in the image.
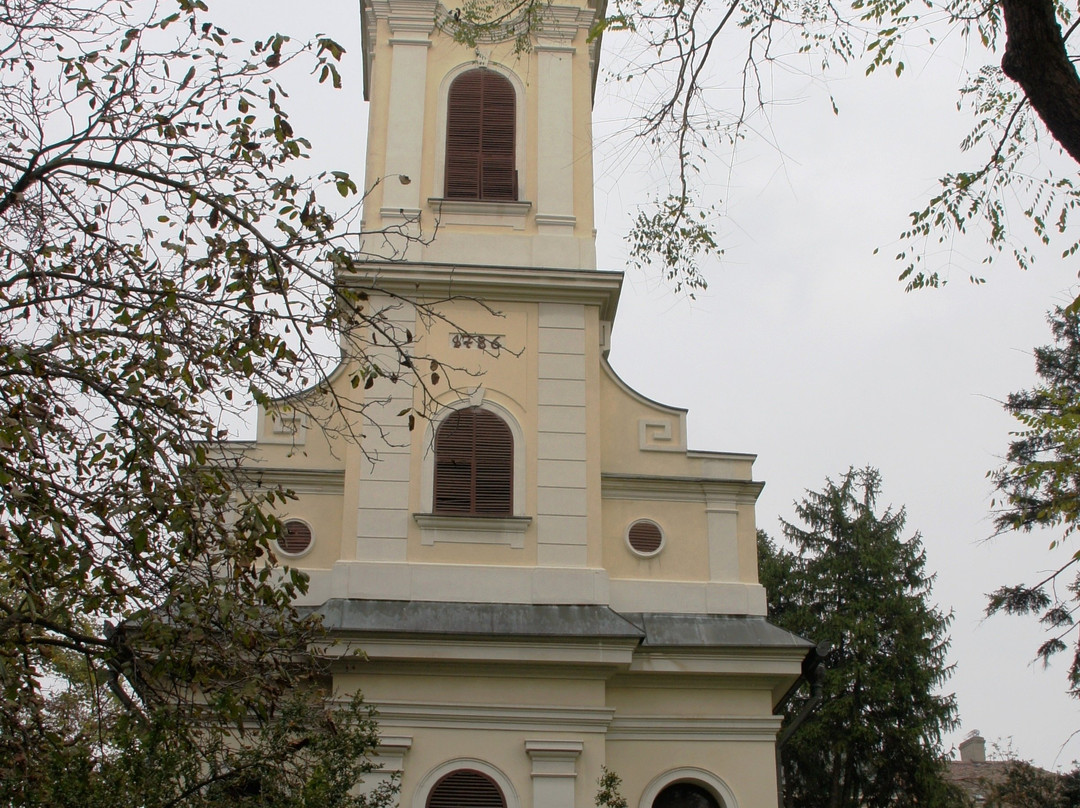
[359,0,603,269]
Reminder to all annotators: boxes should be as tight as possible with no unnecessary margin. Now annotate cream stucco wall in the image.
[360,0,599,268]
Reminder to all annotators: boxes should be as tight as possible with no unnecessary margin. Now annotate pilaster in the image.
[525,740,583,808]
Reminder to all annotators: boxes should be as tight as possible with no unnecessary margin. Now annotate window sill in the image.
[428,198,532,230]
[414,513,531,548]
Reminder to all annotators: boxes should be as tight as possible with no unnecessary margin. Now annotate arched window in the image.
[652,783,722,808]
[426,770,507,808]
[434,407,513,515]
[445,69,517,201]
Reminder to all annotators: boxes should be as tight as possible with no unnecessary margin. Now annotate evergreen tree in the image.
[761,467,961,808]
[990,306,1080,693]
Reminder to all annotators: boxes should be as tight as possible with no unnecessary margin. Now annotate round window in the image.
[278,519,313,557]
[627,519,664,556]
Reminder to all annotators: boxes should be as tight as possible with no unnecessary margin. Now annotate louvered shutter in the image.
[445,70,517,201]
[628,520,663,554]
[427,771,506,808]
[279,520,313,555]
[434,407,513,515]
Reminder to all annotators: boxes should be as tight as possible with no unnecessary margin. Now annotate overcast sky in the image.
[224,1,1080,769]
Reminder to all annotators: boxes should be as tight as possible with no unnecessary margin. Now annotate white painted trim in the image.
[524,740,585,759]
[625,518,665,559]
[413,759,521,808]
[419,397,527,517]
[638,768,740,808]
[413,513,531,548]
[276,517,315,560]
[607,715,782,741]
[373,701,615,733]
[433,62,528,202]
[380,206,423,221]
[330,636,637,666]
[535,213,577,228]
[428,198,532,229]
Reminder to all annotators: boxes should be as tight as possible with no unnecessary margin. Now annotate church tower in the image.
[359,0,600,269]
[237,1,812,806]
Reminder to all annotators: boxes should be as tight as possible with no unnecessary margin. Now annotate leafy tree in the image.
[989,305,1080,696]
[983,759,1080,808]
[760,467,961,808]
[0,1,427,804]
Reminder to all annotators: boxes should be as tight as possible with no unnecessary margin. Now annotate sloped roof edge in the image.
[312,599,812,649]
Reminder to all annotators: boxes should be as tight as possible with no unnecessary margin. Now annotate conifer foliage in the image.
[760,467,961,808]
[990,306,1080,694]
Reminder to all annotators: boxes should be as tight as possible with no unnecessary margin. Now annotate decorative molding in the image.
[429,199,532,217]
[607,715,782,742]
[234,468,346,495]
[368,701,615,733]
[413,759,521,808]
[535,213,577,229]
[367,0,439,35]
[428,198,532,230]
[341,262,623,322]
[534,42,577,53]
[414,513,532,548]
[380,206,423,221]
[373,736,413,771]
[601,474,764,505]
[638,418,684,453]
[388,36,434,46]
[325,635,637,666]
[638,768,741,808]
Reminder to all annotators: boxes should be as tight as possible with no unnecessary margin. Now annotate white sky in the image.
[221,1,1080,770]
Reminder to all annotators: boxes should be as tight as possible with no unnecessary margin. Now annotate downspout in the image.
[774,642,832,808]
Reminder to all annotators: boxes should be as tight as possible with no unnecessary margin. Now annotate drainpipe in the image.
[774,642,832,808]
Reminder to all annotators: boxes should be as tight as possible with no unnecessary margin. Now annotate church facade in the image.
[235,1,812,806]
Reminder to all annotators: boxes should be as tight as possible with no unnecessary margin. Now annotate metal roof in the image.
[313,599,812,649]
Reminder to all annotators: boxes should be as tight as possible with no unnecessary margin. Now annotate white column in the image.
[535,43,576,232]
[355,736,412,802]
[525,740,583,808]
[378,0,436,220]
[536,303,588,567]
[706,497,740,582]
[355,297,416,563]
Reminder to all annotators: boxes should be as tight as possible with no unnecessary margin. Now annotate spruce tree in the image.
[761,467,962,808]
[990,305,1080,692]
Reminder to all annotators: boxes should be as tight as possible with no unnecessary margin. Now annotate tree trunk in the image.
[1000,0,1080,164]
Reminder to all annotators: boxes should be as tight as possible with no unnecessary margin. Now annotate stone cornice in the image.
[232,467,346,495]
[606,714,783,741]
[341,261,623,321]
[601,473,765,504]
[322,635,640,667]
[370,0,439,35]
[360,700,616,733]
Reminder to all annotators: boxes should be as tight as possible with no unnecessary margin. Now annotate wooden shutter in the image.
[427,771,506,808]
[434,407,513,515]
[628,520,663,554]
[279,520,313,555]
[445,70,517,201]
